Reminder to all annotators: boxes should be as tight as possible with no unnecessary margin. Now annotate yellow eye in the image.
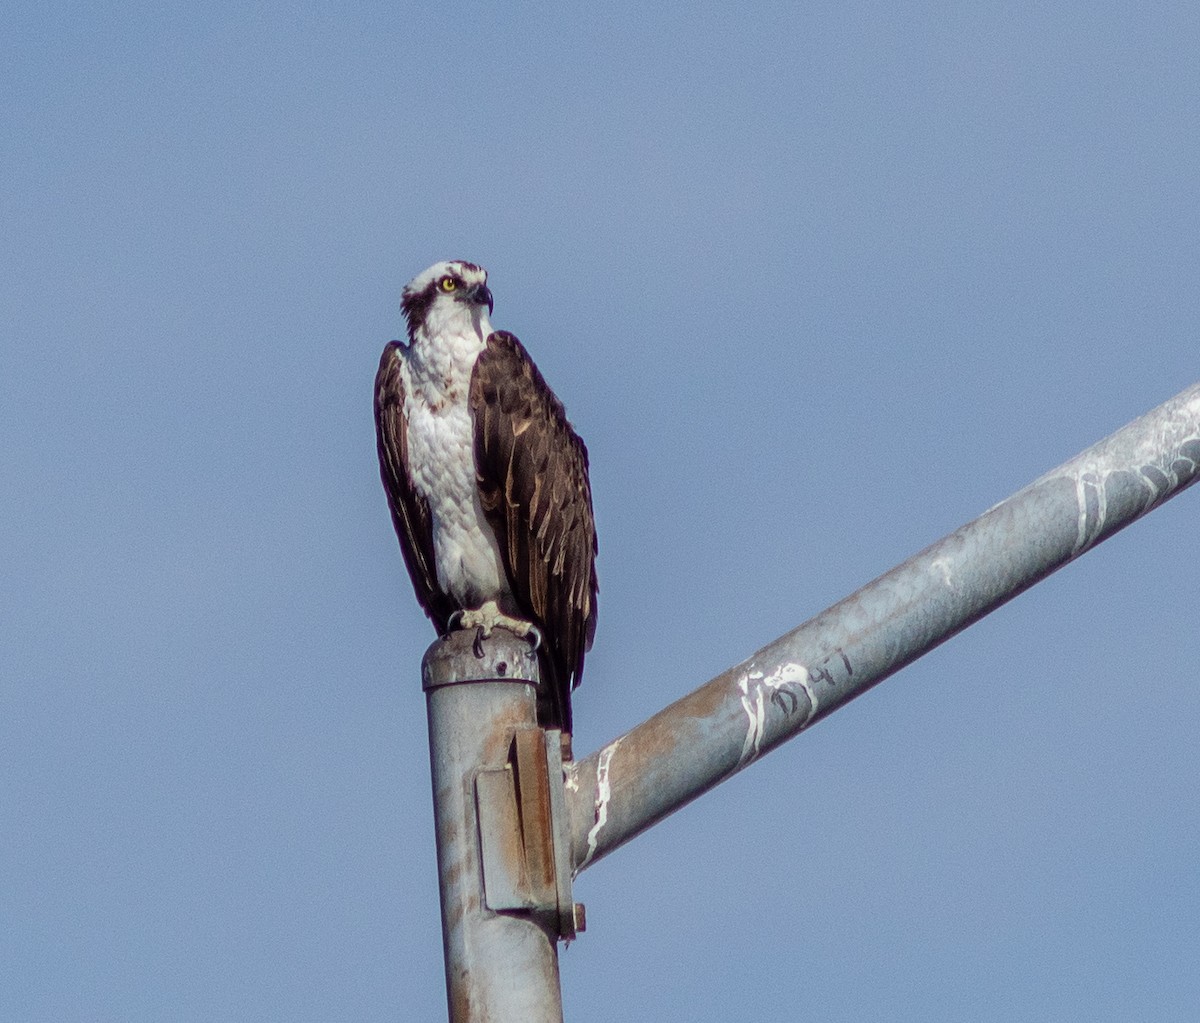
[439,276,457,292]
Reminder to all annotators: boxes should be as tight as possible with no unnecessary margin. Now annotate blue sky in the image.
[3,3,1198,1020]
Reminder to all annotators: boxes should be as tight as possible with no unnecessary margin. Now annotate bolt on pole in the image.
[566,380,1200,873]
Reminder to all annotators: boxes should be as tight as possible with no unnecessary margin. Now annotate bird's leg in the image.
[455,600,541,657]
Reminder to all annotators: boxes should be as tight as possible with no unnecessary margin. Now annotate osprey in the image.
[374,260,598,733]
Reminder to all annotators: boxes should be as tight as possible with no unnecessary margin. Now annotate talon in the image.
[453,600,540,653]
[525,623,543,652]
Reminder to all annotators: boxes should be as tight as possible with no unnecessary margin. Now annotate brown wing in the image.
[374,341,456,632]
[470,331,598,731]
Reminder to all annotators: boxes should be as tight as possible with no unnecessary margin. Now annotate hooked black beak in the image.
[465,282,494,315]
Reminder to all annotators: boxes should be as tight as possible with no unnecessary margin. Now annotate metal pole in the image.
[566,380,1200,873]
[423,630,564,1023]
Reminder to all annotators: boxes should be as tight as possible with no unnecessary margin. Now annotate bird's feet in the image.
[449,601,543,658]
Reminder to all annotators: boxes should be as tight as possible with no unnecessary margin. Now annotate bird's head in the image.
[401,260,494,342]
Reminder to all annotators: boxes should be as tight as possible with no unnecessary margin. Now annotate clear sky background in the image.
[3,3,1198,1020]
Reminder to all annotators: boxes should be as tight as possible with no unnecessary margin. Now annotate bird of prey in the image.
[374,260,598,734]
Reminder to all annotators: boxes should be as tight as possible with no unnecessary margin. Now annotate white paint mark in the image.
[578,737,622,874]
[737,663,818,769]
[984,393,1200,553]
[932,556,955,590]
[1073,472,1107,554]
[738,670,765,767]
[1060,399,1200,555]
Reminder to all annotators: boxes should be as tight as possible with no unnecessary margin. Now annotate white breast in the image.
[402,320,511,609]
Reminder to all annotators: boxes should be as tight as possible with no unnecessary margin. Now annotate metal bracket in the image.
[475,728,584,941]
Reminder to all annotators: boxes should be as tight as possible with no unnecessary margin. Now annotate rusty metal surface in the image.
[474,726,579,937]
[476,766,530,911]
[543,731,580,940]
[513,729,556,907]
[566,380,1200,874]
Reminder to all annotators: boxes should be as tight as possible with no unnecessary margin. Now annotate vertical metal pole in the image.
[423,629,565,1023]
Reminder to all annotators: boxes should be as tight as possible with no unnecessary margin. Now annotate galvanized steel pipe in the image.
[566,381,1200,873]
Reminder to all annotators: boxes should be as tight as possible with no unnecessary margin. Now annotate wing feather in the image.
[374,341,456,631]
[470,331,598,731]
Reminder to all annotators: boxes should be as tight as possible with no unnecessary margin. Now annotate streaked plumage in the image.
[374,260,597,732]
